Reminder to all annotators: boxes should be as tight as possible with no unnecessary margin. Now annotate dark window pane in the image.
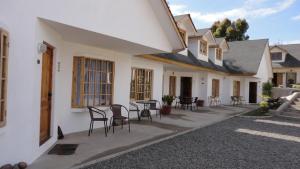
[271,52,282,61]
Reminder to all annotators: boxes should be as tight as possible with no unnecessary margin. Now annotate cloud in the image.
[292,14,300,20]
[271,39,300,45]
[169,0,295,23]
[282,40,300,44]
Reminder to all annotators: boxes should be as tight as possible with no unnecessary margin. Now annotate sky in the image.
[167,0,300,44]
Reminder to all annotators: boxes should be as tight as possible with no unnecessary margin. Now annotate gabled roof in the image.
[174,14,197,32]
[189,28,216,44]
[223,39,269,74]
[158,0,187,51]
[271,44,300,68]
[210,38,229,50]
[153,51,230,73]
[196,28,211,36]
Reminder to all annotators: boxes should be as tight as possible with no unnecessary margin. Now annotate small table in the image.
[136,100,155,121]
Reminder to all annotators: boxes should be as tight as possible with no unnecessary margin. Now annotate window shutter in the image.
[0,28,8,127]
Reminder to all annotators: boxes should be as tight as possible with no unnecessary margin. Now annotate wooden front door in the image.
[180,77,192,97]
[40,44,53,145]
[212,79,220,97]
[169,76,176,96]
[249,82,257,103]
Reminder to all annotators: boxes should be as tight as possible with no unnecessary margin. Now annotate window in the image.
[286,72,296,88]
[216,48,222,60]
[130,68,153,101]
[178,28,186,44]
[169,76,176,96]
[233,81,240,96]
[271,52,282,61]
[200,40,208,56]
[212,79,220,97]
[72,57,114,108]
[0,29,8,127]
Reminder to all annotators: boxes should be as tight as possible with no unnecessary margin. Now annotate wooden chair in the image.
[87,106,108,137]
[110,104,130,133]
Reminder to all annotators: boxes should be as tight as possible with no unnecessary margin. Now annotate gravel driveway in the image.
[81,117,300,169]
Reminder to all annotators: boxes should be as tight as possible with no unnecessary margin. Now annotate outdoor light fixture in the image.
[37,42,47,54]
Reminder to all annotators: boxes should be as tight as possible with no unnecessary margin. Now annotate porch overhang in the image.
[39,18,169,55]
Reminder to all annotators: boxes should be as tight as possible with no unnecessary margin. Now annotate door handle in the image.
[48,93,52,97]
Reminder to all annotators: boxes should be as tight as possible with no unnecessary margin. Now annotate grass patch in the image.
[243,108,270,116]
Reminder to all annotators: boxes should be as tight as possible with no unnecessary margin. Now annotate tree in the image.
[211,18,249,42]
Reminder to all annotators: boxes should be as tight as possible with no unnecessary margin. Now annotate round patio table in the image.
[136,100,156,121]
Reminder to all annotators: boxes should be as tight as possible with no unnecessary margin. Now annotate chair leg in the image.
[112,119,115,134]
[109,117,113,131]
[91,121,94,133]
[159,110,161,119]
[104,121,107,137]
[137,111,141,121]
[128,120,130,133]
[88,121,92,136]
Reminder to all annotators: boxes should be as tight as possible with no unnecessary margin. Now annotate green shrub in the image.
[162,95,174,105]
[262,82,273,97]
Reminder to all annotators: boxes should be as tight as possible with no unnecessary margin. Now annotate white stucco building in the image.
[0,0,186,165]
[270,44,300,87]
[0,1,273,166]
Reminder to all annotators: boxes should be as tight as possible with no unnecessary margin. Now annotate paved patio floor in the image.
[82,116,300,169]
[29,105,257,169]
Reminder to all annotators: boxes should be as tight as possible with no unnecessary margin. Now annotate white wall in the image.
[0,0,169,164]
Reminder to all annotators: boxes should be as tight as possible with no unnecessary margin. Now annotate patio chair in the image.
[175,96,181,109]
[215,97,221,105]
[149,100,162,119]
[110,104,130,133]
[192,97,198,110]
[208,96,216,106]
[231,96,238,106]
[239,96,246,105]
[129,102,141,121]
[87,106,108,137]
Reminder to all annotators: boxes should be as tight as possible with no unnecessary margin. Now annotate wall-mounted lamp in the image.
[37,42,47,54]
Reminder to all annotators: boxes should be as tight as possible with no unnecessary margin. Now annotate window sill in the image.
[71,107,110,113]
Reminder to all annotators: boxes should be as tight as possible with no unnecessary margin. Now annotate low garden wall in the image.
[272,87,300,98]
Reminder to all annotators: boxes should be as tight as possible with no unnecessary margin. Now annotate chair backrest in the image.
[129,102,139,110]
[149,100,158,109]
[194,97,198,103]
[110,104,122,117]
[87,106,106,119]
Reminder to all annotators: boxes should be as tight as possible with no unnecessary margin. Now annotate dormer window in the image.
[216,48,222,60]
[200,40,207,56]
[271,52,282,61]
